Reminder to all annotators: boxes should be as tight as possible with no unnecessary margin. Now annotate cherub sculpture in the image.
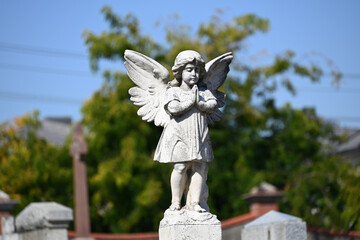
[124,50,232,213]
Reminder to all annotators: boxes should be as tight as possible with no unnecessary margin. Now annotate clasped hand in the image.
[191,85,217,113]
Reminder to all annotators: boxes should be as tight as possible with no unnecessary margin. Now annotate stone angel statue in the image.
[124,50,233,213]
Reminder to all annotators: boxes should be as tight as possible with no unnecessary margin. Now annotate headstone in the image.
[242,210,307,240]
[70,123,93,240]
[15,202,73,240]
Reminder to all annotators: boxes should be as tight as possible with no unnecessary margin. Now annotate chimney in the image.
[0,190,19,234]
[243,182,282,217]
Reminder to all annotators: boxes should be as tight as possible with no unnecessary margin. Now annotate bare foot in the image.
[189,203,206,213]
[168,202,181,211]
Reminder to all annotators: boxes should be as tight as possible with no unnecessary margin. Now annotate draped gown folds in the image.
[154,87,216,163]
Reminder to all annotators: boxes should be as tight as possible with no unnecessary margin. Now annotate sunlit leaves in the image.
[0,112,73,214]
[285,157,360,231]
[79,7,352,233]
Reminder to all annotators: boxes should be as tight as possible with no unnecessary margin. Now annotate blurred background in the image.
[1,0,360,236]
[1,0,359,128]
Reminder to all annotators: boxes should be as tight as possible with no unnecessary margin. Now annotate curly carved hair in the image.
[170,50,206,87]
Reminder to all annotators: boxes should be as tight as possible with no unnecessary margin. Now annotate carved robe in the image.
[154,87,215,163]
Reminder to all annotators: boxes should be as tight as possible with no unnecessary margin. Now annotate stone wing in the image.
[124,50,170,127]
[203,52,233,124]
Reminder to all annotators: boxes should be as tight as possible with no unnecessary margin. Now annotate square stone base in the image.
[160,223,221,240]
[159,210,221,240]
[19,229,67,240]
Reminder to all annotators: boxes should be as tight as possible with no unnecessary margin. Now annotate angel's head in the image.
[171,50,206,87]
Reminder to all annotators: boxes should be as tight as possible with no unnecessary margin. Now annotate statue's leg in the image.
[200,168,210,212]
[188,161,208,212]
[169,162,189,210]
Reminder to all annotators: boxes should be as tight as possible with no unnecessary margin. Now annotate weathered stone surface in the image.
[125,49,232,239]
[17,228,67,240]
[0,190,19,213]
[242,210,306,240]
[15,202,73,232]
[1,216,19,240]
[125,50,233,213]
[0,191,10,201]
[0,234,19,240]
[1,216,15,234]
[159,209,221,240]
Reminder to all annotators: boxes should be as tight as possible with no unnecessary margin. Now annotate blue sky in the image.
[1,0,360,128]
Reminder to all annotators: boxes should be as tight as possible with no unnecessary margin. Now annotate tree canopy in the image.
[0,112,73,214]
[1,6,359,233]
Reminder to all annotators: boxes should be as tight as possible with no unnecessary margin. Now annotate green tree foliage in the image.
[0,112,73,213]
[1,6,359,234]
[285,156,360,231]
[81,73,171,232]
[81,6,360,233]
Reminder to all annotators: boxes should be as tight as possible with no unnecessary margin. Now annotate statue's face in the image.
[182,63,200,86]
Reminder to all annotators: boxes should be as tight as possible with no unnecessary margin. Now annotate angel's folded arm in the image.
[166,99,194,116]
[197,99,218,113]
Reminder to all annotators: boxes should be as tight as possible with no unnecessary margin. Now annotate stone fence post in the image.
[1,202,73,240]
[241,210,306,240]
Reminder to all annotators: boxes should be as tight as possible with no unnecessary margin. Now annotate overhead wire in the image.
[0,63,91,77]
[0,42,359,122]
[296,88,360,94]
[0,91,83,105]
[0,42,87,59]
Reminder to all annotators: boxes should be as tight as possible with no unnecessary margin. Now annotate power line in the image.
[0,42,360,80]
[339,73,360,79]
[0,91,359,122]
[0,62,359,89]
[0,91,83,105]
[322,73,360,80]
[297,88,360,94]
[0,42,87,59]
[325,117,360,123]
[0,63,91,77]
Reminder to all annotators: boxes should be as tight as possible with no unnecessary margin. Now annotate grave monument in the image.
[124,49,233,240]
[70,123,93,240]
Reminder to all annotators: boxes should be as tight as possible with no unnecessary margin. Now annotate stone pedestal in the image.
[159,210,221,240]
[242,210,306,240]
